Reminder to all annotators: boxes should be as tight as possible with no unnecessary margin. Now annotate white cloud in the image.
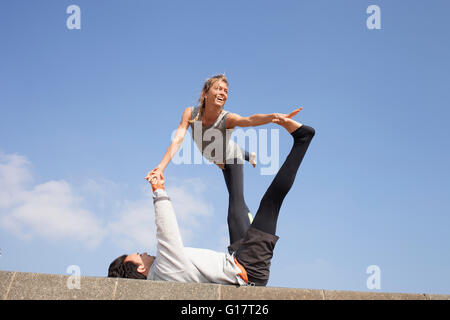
[167,178,212,222]
[4,180,105,247]
[0,153,32,209]
[0,153,106,248]
[107,178,216,252]
[107,196,156,251]
[166,178,214,244]
[0,152,216,252]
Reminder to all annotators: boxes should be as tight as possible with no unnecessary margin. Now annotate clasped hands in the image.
[145,167,165,191]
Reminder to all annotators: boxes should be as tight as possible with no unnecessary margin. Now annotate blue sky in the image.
[1,0,449,294]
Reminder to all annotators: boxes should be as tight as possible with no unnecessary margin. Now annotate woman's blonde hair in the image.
[189,74,228,123]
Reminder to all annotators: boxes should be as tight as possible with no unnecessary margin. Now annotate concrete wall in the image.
[1,271,449,300]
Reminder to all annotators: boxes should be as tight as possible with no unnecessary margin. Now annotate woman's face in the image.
[205,80,228,108]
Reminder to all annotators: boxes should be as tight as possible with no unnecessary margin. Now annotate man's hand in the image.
[145,169,165,192]
[145,166,163,182]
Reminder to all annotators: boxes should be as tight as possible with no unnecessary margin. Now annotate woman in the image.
[146,74,301,245]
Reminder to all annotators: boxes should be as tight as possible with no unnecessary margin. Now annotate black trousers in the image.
[222,160,252,245]
[228,125,315,286]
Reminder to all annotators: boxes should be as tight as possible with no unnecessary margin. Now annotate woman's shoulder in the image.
[182,106,195,116]
[189,105,201,118]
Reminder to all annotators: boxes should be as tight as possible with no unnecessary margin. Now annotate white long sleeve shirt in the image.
[147,189,246,286]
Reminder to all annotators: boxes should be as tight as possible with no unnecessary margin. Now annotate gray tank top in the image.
[189,106,241,164]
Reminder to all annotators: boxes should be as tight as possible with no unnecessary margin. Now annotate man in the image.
[108,116,315,286]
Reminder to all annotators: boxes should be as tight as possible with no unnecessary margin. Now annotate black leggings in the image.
[228,124,315,286]
[223,125,315,245]
[222,161,252,245]
[251,125,315,235]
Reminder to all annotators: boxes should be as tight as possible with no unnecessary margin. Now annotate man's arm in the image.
[150,177,189,272]
[226,107,302,129]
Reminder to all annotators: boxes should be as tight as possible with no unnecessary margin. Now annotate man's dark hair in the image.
[107,254,147,280]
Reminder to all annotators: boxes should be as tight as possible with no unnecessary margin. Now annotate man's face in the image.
[205,80,228,108]
[124,252,155,276]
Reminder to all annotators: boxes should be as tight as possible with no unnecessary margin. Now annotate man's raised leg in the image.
[251,119,315,235]
[234,119,315,286]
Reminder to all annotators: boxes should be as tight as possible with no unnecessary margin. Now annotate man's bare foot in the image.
[272,116,302,133]
[286,107,302,119]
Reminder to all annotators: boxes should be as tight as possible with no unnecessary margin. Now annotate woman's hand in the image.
[146,170,166,191]
[227,107,302,129]
[272,107,302,122]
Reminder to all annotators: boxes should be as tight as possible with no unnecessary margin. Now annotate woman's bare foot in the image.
[249,152,257,168]
[215,163,225,170]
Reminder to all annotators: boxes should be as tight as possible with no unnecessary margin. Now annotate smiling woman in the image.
[145,74,301,247]
[190,74,230,124]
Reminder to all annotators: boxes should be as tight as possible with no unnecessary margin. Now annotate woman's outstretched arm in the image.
[225,107,302,129]
[145,107,192,180]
